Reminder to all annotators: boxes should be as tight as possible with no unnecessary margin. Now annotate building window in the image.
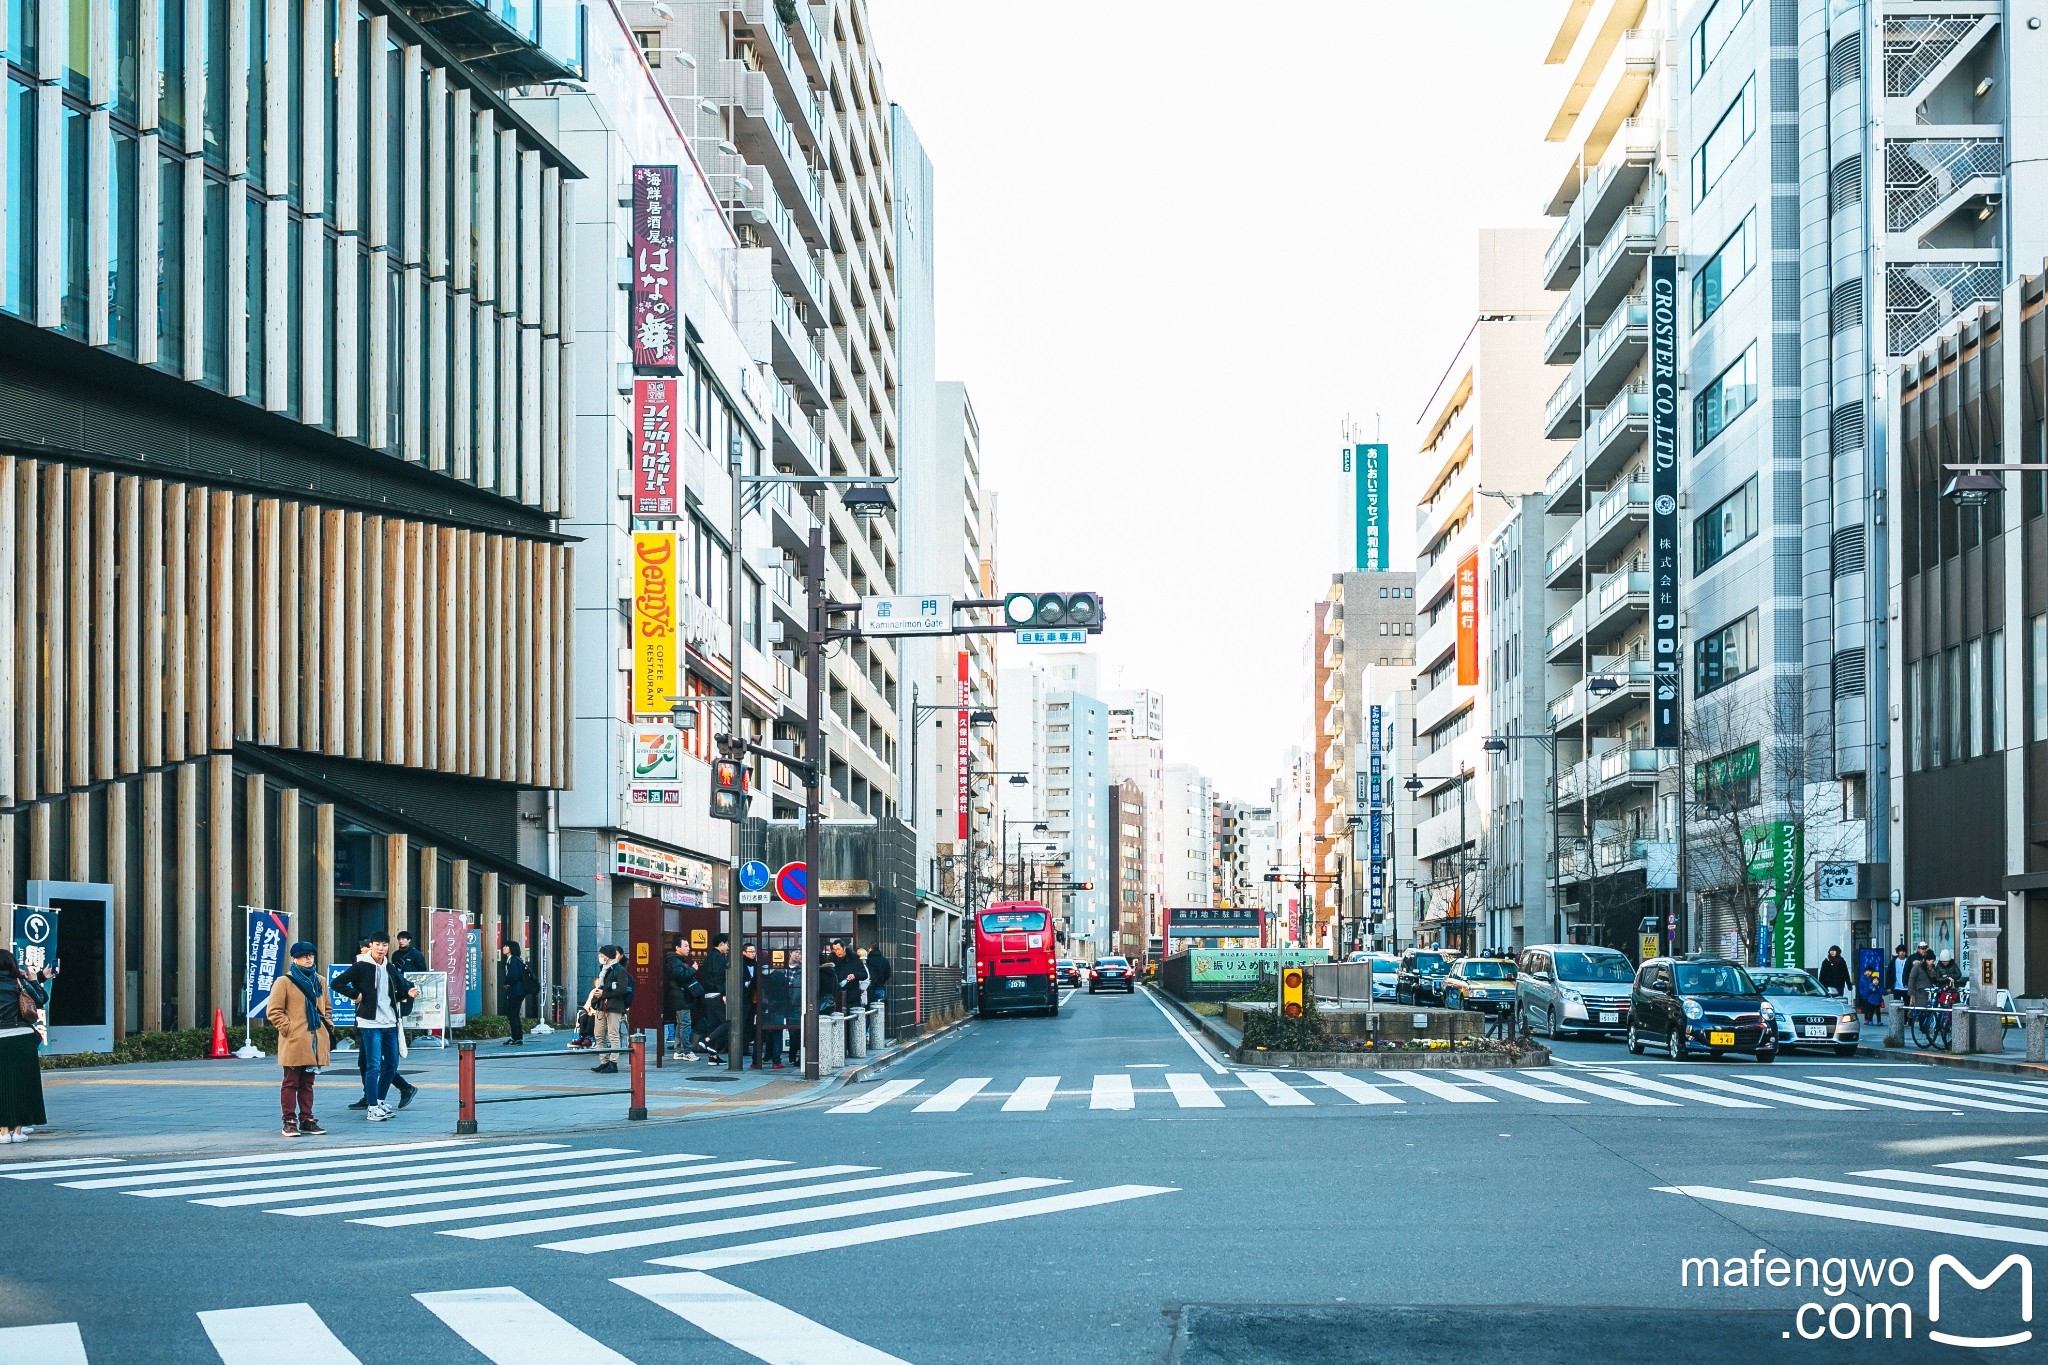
[1694,478,1757,572]
[1693,213,1755,330]
[1692,78,1756,206]
[201,0,229,168]
[1693,742,1760,812]
[59,104,89,338]
[245,194,266,401]
[2031,616,2048,743]
[1694,612,1758,694]
[3,77,34,319]
[634,29,662,66]
[1693,344,1757,450]
[1690,0,1753,85]
[109,130,141,357]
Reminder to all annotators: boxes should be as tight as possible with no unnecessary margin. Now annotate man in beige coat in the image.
[265,941,333,1138]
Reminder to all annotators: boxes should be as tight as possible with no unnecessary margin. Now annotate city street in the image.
[8,988,2046,1362]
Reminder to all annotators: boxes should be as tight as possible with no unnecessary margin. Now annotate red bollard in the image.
[628,1033,648,1121]
[455,1041,478,1134]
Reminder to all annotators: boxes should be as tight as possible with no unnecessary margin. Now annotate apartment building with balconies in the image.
[1410,230,1565,947]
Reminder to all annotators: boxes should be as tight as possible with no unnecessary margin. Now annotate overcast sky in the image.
[868,1,1565,801]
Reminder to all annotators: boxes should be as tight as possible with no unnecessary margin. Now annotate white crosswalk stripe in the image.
[1732,1073,1941,1111]
[347,1161,809,1226]
[268,1154,728,1217]
[1307,1071,1404,1104]
[1237,1071,1313,1107]
[440,1168,941,1241]
[198,1304,359,1365]
[1001,1075,1059,1111]
[1090,1073,1135,1109]
[1820,1074,2042,1112]
[826,1079,919,1113]
[1893,1076,2048,1110]
[1165,1072,1224,1108]
[1386,1071,1494,1103]
[1578,1070,1766,1107]
[1659,1073,1857,1110]
[413,1287,634,1365]
[913,1077,990,1112]
[614,1271,909,1364]
[0,1321,88,1364]
[1528,1072,1677,1106]
[151,1146,625,1201]
[1466,1072,1585,1105]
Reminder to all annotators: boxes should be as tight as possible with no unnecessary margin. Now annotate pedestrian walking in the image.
[665,940,702,1061]
[265,942,333,1138]
[1888,944,1912,1003]
[1817,945,1852,997]
[864,944,893,1005]
[590,946,633,1074]
[331,934,419,1121]
[698,935,730,1062]
[817,948,843,1015]
[760,957,798,1069]
[499,941,532,1045]
[0,949,51,1143]
[1905,948,1939,1008]
[390,931,428,974]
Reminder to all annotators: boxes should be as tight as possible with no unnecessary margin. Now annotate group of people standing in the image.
[1888,941,1963,1006]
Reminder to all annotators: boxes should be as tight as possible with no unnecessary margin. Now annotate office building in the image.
[1163,764,1214,911]
[1106,687,1168,943]
[1483,497,1562,953]
[1110,777,1148,959]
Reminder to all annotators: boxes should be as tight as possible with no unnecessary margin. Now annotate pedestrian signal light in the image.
[1281,967,1305,1019]
[1002,591,1104,632]
[710,758,747,822]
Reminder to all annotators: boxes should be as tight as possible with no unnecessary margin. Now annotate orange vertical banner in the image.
[1454,550,1480,687]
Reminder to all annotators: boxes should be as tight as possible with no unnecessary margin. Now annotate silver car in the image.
[1751,967,1860,1056]
[1516,944,1635,1039]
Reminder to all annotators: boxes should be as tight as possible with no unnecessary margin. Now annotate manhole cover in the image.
[686,1074,746,1082]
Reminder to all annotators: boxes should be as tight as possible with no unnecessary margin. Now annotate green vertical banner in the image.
[1774,822,1805,969]
[1355,443,1389,571]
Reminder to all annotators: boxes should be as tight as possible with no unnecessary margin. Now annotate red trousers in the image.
[281,1066,316,1123]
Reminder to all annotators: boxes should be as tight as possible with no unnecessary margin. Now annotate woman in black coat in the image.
[0,949,52,1142]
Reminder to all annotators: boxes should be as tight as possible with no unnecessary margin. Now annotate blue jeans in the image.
[359,1028,399,1106]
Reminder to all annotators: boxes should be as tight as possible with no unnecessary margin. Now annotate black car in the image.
[1394,949,1455,1005]
[1087,956,1135,993]
[1627,956,1778,1062]
[1056,959,1083,988]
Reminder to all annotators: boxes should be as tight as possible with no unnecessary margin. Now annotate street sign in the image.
[738,890,771,904]
[737,860,772,893]
[859,595,951,635]
[776,862,808,905]
[1015,627,1087,645]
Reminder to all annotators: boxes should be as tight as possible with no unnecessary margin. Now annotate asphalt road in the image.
[7,986,2046,1363]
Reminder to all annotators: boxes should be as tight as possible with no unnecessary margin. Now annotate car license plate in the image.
[1708,1030,1735,1047]
[1005,978,1027,990]
[1599,1011,1618,1024]
[1801,1025,1830,1039]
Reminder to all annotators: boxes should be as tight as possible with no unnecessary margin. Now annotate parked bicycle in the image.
[1908,984,1959,1049]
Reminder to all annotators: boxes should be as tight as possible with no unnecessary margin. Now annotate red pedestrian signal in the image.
[711,758,747,822]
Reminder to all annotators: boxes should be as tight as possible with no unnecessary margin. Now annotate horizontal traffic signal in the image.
[1002,592,1103,632]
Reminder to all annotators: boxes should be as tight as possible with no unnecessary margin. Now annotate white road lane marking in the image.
[265,1155,730,1217]
[1579,1071,1765,1108]
[541,1176,1066,1254]
[1527,1072,1677,1106]
[1941,1160,2048,1184]
[1141,987,1229,1074]
[1896,1076,2048,1108]
[1656,1183,2048,1248]
[413,1287,634,1365]
[66,1143,563,1190]
[1165,1073,1224,1108]
[913,1078,991,1113]
[1306,1071,1405,1105]
[1821,1075,2045,1113]
[1465,1072,1586,1105]
[0,1322,88,1365]
[199,1304,361,1365]
[1735,1074,1947,1111]
[435,1166,908,1240]
[1845,1167,2048,1198]
[1763,1177,2048,1222]
[160,1148,632,1202]
[827,1079,919,1114]
[1090,1074,1135,1110]
[1001,1076,1060,1111]
[1658,1073,1859,1110]
[354,1164,875,1229]
[0,1157,120,1176]
[1237,1072,1313,1107]
[614,1271,908,1365]
[1388,1072,1494,1103]
[647,1184,1178,1270]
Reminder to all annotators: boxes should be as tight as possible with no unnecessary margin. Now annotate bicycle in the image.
[1483,1002,1519,1042]
[1908,985,1958,1050]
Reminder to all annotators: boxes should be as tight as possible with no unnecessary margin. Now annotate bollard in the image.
[1951,1007,1977,1056]
[848,1008,869,1059]
[869,1004,885,1052]
[627,1033,648,1120]
[455,1041,478,1135]
[2027,1011,2047,1064]
[822,1014,844,1073]
[1884,1001,1905,1048]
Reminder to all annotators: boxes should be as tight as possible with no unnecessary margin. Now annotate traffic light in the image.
[1281,966,1306,1019]
[1002,592,1103,633]
[710,758,747,822]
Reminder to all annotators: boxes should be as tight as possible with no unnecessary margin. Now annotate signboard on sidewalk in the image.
[326,964,356,1029]
[403,971,449,1035]
[1189,948,1326,983]
[242,908,291,1022]
[427,909,469,1029]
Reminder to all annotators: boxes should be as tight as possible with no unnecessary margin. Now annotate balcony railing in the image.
[1590,297,1648,366]
[1543,450,1582,506]
[1595,747,1660,785]
[1593,479,1649,532]
[1542,196,1584,289]
[1594,566,1648,614]
[1543,358,1584,432]
[1547,603,1583,653]
[1593,386,1649,446]
[1589,205,1657,285]
[1549,686,1581,728]
[1545,521,1583,580]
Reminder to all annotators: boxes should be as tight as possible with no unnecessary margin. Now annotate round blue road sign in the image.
[775,862,807,905]
[738,860,772,893]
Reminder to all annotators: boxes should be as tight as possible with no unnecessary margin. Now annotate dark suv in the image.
[1627,956,1778,1062]
[1394,949,1455,1005]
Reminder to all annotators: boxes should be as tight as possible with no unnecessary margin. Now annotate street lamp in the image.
[839,484,896,516]
[1404,766,1476,955]
[1482,730,1565,948]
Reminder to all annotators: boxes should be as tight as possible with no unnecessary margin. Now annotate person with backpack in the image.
[499,941,532,1045]
[0,949,52,1143]
[590,945,633,1074]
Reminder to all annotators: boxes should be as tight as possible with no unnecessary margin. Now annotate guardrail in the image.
[1884,1001,2047,1060]
[454,1034,649,1134]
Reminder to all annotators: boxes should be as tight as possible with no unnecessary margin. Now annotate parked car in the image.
[1442,958,1517,1015]
[1627,956,1778,1062]
[1056,959,1083,988]
[1516,944,1635,1039]
[1366,953,1399,1001]
[1087,956,1136,994]
[1751,967,1860,1056]
[1394,949,1455,1005]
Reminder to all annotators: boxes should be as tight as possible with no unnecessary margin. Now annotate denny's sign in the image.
[631,531,679,716]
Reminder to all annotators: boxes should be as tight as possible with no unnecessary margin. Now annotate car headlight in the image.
[1683,999,1704,1021]
[1838,1013,1857,1028]
[1760,1004,1776,1022]
[1559,987,1582,1004]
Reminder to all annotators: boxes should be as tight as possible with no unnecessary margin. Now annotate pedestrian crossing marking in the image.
[541,1175,1067,1254]
[1002,1075,1059,1111]
[647,1184,1179,1271]
[1527,1072,1676,1106]
[1165,1072,1224,1108]
[1665,1073,1856,1110]
[198,1304,359,1365]
[1764,1176,2048,1223]
[65,1141,562,1190]
[1658,1182,2048,1249]
[1387,1072,1493,1103]
[0,1321,87,1365]
[1307,1071,1405,1105]
[826,1079,918,1114]
[1090,1073,1135,1110]
[1581,1070,1764,1108]
[146,1145,623,1201]
[913,1077,990,1112]
[42,1139,468,1181]
[1846,1167,2048,1199]
[1734,1073,1947,1111]
[1899,1076,2048,1109]
[1466,1072,1585,1105]
[413,1287,636,1365]
[350,1160,806,1227]
[0,1157,120,1176]
[269,1153,725,1216]
[613,1271,909,1365]
[1945,1159,2048,1184]
[1821,1074,2040,1113]
[438,1168,937,1241]
[1238,1071,1313,1107]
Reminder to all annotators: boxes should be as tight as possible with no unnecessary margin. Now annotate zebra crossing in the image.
[1659,1146,2048,1251]
[0,1138,1175,1267]
[1,1273,910,1364]
[822,1066,2048,1116]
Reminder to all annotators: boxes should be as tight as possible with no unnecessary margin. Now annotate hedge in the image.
[41,1016,514,1069]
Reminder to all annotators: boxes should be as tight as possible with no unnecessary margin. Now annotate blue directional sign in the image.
[776,862,808,906]
[738,860,772,893]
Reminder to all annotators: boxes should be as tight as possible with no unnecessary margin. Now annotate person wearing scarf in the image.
[265,942,334,1138]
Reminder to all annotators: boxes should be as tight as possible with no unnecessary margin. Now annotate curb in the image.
[1866,1044,2048,1078]
[1150,985,1245,1058]
[842,1014,973,1084]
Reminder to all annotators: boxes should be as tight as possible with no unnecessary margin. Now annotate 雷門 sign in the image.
[630,165,680,373]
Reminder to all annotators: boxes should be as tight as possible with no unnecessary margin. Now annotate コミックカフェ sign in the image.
[1649,252,1680,748]
[630,531,679,716]
[630,165,680,373]
[632,378,678,517]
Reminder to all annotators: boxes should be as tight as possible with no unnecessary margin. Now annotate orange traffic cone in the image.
[209,1008,232,1059]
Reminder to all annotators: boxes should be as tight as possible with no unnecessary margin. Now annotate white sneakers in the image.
[365,1103,394,1122]
[1,1131,22,1143]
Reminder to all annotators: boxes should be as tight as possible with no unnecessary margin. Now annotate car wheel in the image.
[1755,1050,1775,1064]
[1835,1043,1857,1058]
[1626,1026,1643,1055]
[1547,1004,1568,1041]
[1665,1028,1684,1061]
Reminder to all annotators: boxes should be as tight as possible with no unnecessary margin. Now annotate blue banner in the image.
[243,910,292,1021]
[465,927,484,1019]
[1355,444,1390,571]
[327,964,357,1028]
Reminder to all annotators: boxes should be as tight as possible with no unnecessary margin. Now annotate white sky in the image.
[868,1,1565,800]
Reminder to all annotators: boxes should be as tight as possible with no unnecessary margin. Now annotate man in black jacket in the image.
[499,942,532,1046]
[590,946,633,1074]
[863,945,893,1005]
[331,934,419,1119]
[664,940,701,1061]
[391,931,428,974]
[698,936,730,1061]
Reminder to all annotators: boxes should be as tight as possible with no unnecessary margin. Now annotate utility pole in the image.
[801,522,826,1079]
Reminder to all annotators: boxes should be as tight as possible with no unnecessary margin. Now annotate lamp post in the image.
[1482,730,1564,949]
[1404,766,1474,955]
[1003,818,1049,899]
[905,689,996,903]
